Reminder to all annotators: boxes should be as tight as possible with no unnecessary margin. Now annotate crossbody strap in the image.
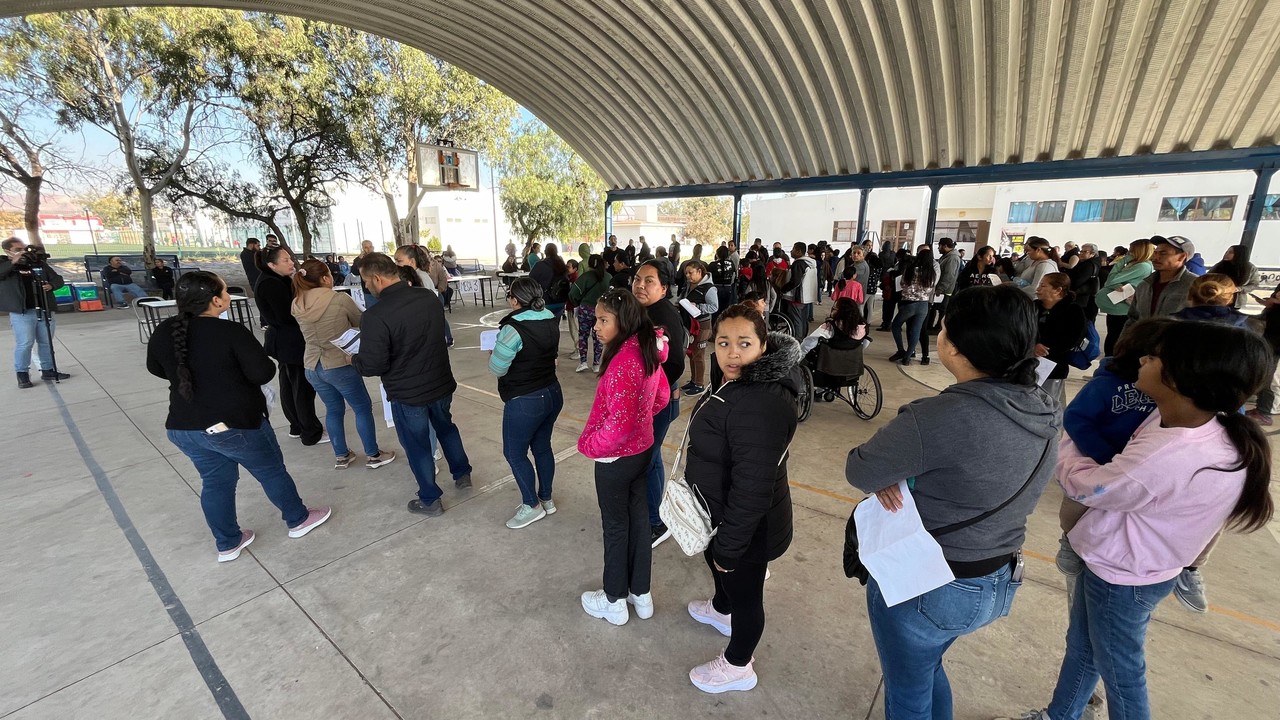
[928,438,1052,538]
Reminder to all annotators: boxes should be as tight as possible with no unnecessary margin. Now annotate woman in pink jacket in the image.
[1008,320,1273,720]
[578,288,671,626]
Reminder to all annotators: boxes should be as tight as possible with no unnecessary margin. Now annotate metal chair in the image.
[133,297,168,344]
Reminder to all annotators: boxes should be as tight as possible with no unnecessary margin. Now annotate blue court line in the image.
[48,385,250,719]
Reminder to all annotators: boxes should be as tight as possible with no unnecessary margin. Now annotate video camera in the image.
[16,245,50,266]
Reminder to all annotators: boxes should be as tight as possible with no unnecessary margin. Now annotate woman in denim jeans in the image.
[291,258,396,471]
[489,278,563,530]
[147,271,331,563]
[846,285,1060,719]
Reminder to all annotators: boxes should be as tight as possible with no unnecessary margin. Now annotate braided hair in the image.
[172,271,226,401]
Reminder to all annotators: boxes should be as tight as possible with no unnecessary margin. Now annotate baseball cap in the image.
[1151,234,1195,256]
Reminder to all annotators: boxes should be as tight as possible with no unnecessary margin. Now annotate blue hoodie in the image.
[1062,362,1155,464]
[1186,253,1207,276]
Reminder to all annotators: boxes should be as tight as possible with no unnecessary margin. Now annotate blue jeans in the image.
[502,383,563,507]
[1047,569,1176,720]
[866,562,1020,719]
[167,419,309,551]
[645,390,679,526]
[305,362,380,458]
[9,309,54,373]
[111,283,148,304]
[891,300,929,357]
[390,395,472,503]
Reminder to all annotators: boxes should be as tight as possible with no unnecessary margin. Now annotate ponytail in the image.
[1216,413,1274,532]
[173,312,195,401]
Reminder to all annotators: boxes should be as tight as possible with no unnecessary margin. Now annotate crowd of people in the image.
[5,222,1275,717]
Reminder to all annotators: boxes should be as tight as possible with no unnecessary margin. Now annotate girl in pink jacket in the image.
[578,288,670,626]
[1012,321,1273,720]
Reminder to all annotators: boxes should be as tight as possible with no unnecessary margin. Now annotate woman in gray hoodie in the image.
[845,284,1061,719]
[292,258,396,471]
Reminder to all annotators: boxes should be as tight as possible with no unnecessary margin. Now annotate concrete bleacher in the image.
[1,304,1276,719]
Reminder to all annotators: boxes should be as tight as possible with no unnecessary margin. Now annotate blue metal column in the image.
[1240,165,1278,252]
[731,193,744,248]
[923,183,941,247]
[604,200,614,247]
[855,188,870,243]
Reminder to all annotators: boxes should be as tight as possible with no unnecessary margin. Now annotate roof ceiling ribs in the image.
[10,0,1280,192]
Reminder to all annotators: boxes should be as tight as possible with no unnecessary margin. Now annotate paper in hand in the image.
[854,481,955,606]
[1035,356,1056,387]
[330,328,361,355]
[479,330,499,351]
[987,273,1004,286]
[1106,284,1136,304]
[678,298,701,316]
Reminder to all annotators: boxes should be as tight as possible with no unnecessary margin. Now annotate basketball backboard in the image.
[416,143,479,191]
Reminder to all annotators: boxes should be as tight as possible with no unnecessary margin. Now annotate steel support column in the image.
[1240,165,1278,252]
[923,183,941,247]
[604,200,613,246]
[855,188,870,244]
[731,192,744,248]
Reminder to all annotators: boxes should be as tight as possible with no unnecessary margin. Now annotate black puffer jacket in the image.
[686,332,800,570]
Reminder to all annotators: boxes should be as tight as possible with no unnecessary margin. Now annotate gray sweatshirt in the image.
[846,378,1061,562]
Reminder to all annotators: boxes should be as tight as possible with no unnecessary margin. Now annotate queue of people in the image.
[125,231,1277,715]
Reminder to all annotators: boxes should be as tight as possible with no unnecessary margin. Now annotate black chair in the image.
[799,339,883,422]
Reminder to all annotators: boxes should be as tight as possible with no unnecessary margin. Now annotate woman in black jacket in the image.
[148,271,331,562]
[254,246,324,444]
[1035,272,1088,404]
[684,303,799,694]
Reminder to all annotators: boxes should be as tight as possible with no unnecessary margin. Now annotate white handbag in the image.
[658,403,717,556]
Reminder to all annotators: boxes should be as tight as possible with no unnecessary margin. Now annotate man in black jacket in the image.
[1,238,70,387]
[148,258,176,300]
[239,238,262,292]
[352,253,472,517]
[253,247,324,445]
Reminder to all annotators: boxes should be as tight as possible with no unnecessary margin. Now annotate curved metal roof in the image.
[12,0,1280,191]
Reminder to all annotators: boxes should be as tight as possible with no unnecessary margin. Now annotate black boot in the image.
[41,369,70,381]
[16,372,33,389]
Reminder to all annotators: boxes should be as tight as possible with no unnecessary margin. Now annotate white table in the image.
[447,274,495,307]
[137,295,255,342]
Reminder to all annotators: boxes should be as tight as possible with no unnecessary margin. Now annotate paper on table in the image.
[330,328,361,355]
[854,480,955,607]
[379,383,394,429]
[1106,283,1135,305]
[1035,356,1056,387]
[678,297,701,316]
[479,329,499,351]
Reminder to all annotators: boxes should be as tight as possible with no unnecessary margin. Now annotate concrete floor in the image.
[2,299,1278,720]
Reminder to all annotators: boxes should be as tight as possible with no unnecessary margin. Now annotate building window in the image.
[1008,200,1066,223]
[1072,198,1139,223]
[1158,195,1235,221]
[1263,195,1280,220]
[832,220,857,244]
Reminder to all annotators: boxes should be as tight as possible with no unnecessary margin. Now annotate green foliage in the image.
[658,196,733,246]
[78,190,138,227]
[497,122,606,245]
[425,236,442,252]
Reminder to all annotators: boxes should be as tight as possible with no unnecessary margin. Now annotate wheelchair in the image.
[795,338,882,422]
[768,311,792,337]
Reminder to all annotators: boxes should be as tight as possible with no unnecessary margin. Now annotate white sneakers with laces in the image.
[689,653,757,693]
[580,590,628,625]
[626,592,653,619]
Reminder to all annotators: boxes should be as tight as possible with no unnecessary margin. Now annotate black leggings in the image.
[595,450,653,601]
[704,549,769,666]
[1103,314,1129,357]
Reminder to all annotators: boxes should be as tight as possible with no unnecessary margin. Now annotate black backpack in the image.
[547,274,571,303]
[710,259,735,286]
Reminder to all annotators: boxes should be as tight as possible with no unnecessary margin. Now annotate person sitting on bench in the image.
[103,256,150,307]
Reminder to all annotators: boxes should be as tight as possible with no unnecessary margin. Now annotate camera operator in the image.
[1,238,70,388]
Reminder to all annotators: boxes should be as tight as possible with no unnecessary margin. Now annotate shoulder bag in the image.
[843,439,1052,584]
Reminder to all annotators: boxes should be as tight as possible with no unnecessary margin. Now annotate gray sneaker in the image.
[540,498,557,515]
[1055,534,1085,577]
[505,503,547,529]
[1174,567,1208,613]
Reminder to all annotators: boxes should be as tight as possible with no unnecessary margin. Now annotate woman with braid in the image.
[147,271,332,563]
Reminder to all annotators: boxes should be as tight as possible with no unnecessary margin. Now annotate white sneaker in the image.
[627,592,654,619]
[592,362,601,372]
[689,653,757,694]
[317,433,331,444]
[575,361,590,373]
[434,446,442,461]
[581,590,628,625]
[687,598,732,636]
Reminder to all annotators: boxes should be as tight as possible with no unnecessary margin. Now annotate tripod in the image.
[28,263,62,383]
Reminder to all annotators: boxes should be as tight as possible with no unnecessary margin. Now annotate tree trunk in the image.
[382,187,405,245]
[138,190,157,266]
[22,177,41,245]
[286,199,313,256]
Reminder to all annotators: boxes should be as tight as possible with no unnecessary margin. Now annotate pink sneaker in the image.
[287,506,332,538]
[217,530,255,563]
[689,653,757,693]
[1247,409,1274,426]
[687,598,732,636]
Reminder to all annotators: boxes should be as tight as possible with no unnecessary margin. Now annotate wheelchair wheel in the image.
[796,363,814,423]
[850,365,883,420]
[768,312,792,337]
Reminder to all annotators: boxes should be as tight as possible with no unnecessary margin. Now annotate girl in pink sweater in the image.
[1012,321,1273,720]
[578,288,670,626]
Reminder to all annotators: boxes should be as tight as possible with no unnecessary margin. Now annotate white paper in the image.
[1035,356,1056,386]
[854,481,955,607]
[261,383,277,409]
[1106,283,1135,305]
[330,328,361,355]
[479,329,499,351]
[678,297,701,316]
[932,292,945,304]
[349,287,367,311]
[379,383,394,428]
[986,273,1003,286]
